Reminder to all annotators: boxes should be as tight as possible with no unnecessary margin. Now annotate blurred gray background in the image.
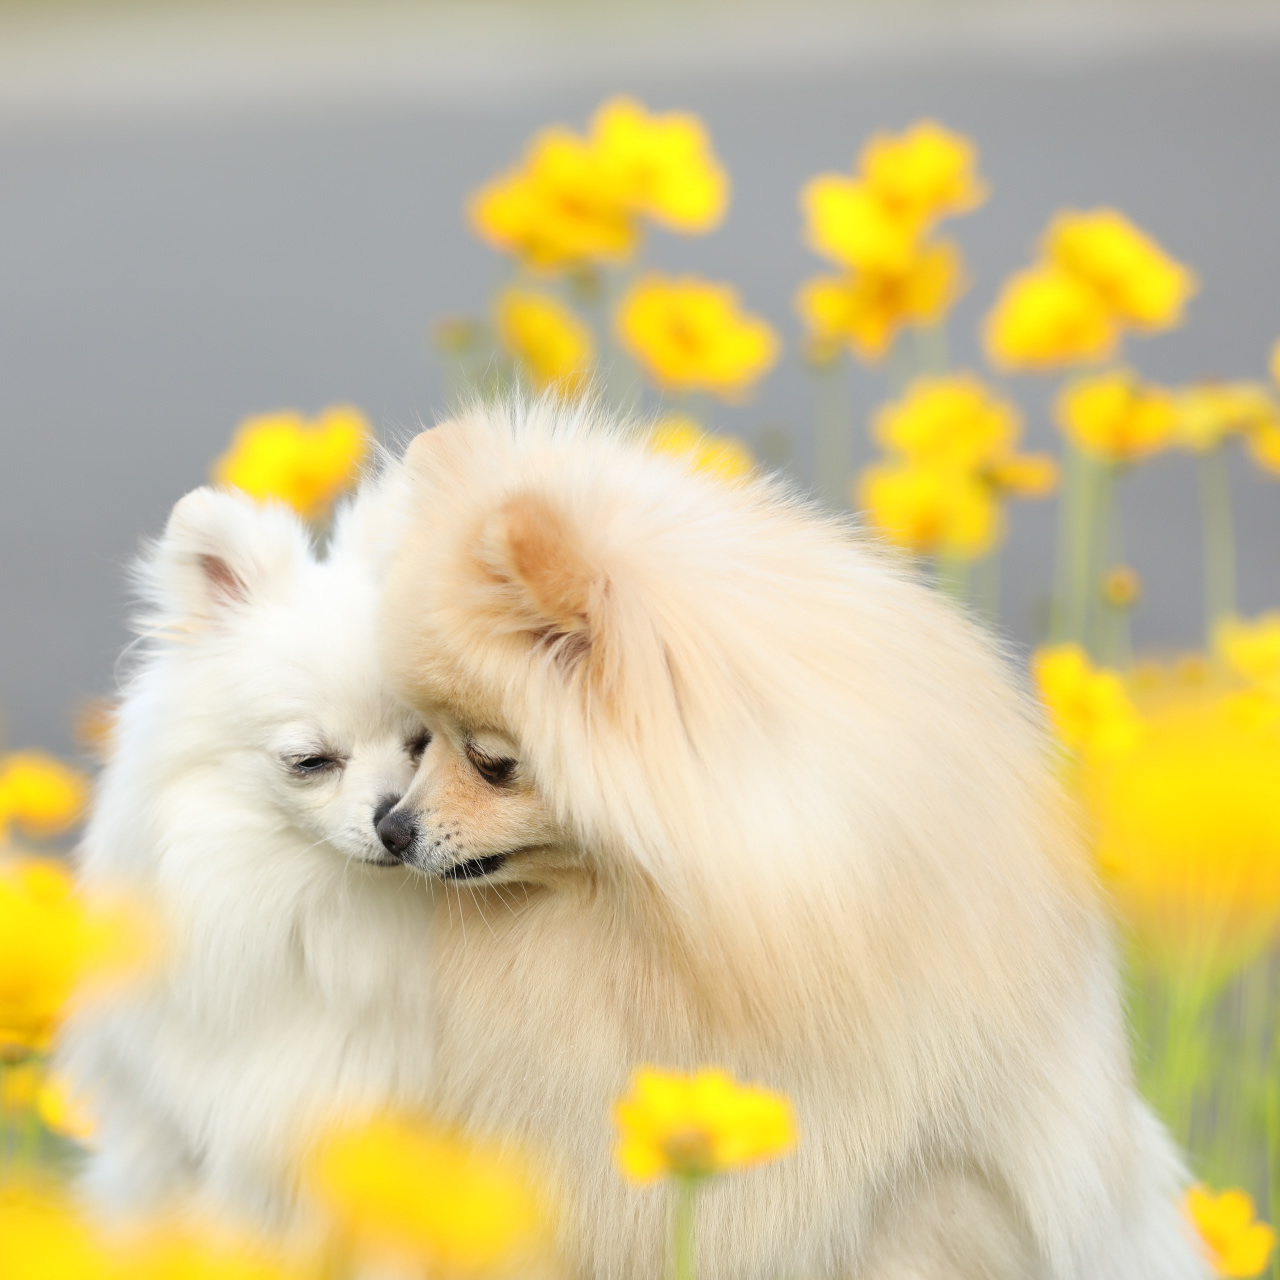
[3,0,1280,756]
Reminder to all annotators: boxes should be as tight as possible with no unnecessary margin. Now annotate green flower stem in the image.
[671,1175,701,1280]
[1200,444,1237,646]
[913,321,950,375]
[1268,1021,1280,1280]
[1051,442,1090,645]
[811,357,853,510]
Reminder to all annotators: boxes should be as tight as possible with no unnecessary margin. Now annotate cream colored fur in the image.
[378,400,1206,1280]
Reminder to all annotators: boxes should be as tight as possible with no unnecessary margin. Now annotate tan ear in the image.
[481,492,597,639]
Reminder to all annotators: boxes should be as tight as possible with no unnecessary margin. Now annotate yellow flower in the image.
[1247,418,1280,476]
[310,1112,548,1275]
[616,275,778,400]
[1101,565,1141,608]
[1055,371,1177,463]
[1174,382,1278,452]
[495,289,594,397]
[591,97,728,233]
[649,416,754,483]
[1033,644,1142,760]
[613,1067,796,1183]
[37,1072,97,1145]
[985,453,1059,499]
[857,462,1000,560]
[800,175,921,274]
[1216,613,1280,693]
[860,120,987,226]
[468,127,636,271]
[128,1221,307,1280]
[0,1184,117,1280]
[0,857,154,1058]
[984,263,1117,371]
[872,374,1018,472]
[795,240,966,363]
[1092,697,1280,971]
[1045,208,1196,332]
[0,751,88,840]
[1186,1186,1277,1277]
[213,405,370,520]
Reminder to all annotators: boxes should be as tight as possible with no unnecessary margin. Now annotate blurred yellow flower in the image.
[1186,1186,1277,1277]
[616,274,778,399]
[984,263,1117,371]
[1033,644,1142,760]
[1215,613,1280,693]
[1055,371,1177,463]
[613,1067,796,1183]
[129,1221,307,1280]
[872,374,1017,472]
[213,405,370,521]
[1045,208,1196,332]
[1246,418,1280,476]
[857,462,1000,560]
[0,751,88,840]
[37,1072,97,1146]
[1174,382,1278,452]
[0,1183,116,1280]
[592,97,728,233]
[870,375,1057,503]
[795,240,965,363]
[1102,565,1142,608]
[468,128,635,271]
[1093,697,1280,970]
[495,289,594,397]
[860,120,987,226]
[310,1112,547,1275]
[649,417,754,483]
[801,175,921,274]
[0,858,154,1058]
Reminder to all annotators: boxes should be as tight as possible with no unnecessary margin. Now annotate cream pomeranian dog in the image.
[374,401,1206,1280]
[60,484,437,1231]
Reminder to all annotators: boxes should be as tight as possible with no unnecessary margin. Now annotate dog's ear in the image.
[144,486,311,622]
[479,492,598,646]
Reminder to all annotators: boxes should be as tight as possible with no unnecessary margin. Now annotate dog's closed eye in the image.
[287,754,342,777]
[466,745,517,787]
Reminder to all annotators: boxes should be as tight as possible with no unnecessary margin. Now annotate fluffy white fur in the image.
[61,485,437,1231]
[377,401,1208,1280]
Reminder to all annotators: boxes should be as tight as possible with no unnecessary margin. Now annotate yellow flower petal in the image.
[856,462,1001,560]
[1055,371,1177,463]
[649,416,755,483]
[616,274,778,400]
[591,97,729,233]
[1187,1186,1278,1277]
[495,288,594,397]
[800,175,922,274]
[1044,208,1196,332]
[1033,644,1143,761]
[1173,382,1278,453]
[984,263,1117,371]
[612,1067,796,1183]
[0,751,88,839]
[859,120,987,227]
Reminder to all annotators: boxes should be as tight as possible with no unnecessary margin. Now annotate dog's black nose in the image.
[376,805,418,859]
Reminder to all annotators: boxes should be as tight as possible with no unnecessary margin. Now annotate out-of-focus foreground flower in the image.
[0,857,155,1059]
[1056,371,1177,464]
[613,1067,795,1183]
[310,1111,550,1276]
[1185,1186,1277,1277]
[617,275,778,400]
[212,406,370,520]
[649,417,755,483]
[1034,644,1143,761]
[0,752,88,842]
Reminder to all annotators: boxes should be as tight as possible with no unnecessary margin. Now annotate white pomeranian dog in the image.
[375,401,1207,1280]
[61,484,437,1232]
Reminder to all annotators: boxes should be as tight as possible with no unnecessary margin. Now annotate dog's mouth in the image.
[440,853,508,881]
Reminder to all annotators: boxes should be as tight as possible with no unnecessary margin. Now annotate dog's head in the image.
[141,485,428,869]
[374,402,860,915]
